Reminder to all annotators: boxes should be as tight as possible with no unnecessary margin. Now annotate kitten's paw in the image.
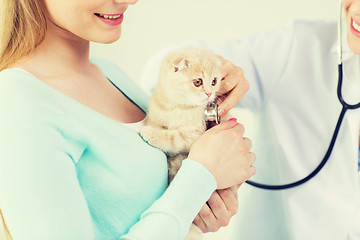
[140,126,158,145]
[140,126,166,151]
[140,126,187,153]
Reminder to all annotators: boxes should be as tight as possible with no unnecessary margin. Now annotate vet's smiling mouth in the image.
[352,18,360,32]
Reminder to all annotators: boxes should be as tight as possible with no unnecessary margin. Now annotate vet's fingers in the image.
[217,188,239,216]
[198,203,219,232]
[215,56,249,117]
[207,191,228,221]
[217,58,240,95]
[218,79,249,117]
[193,214,207,233]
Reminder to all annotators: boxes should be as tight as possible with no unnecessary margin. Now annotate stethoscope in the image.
[204,2,360,190]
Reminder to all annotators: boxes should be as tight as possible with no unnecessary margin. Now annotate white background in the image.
[90,0,338,239]
[90,0,338,85]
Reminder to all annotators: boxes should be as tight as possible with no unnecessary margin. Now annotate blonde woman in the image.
[0,0,255,239]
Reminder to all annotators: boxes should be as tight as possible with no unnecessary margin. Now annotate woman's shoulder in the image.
[0,68,40,100]
[0,71,45,134]
[0,68,33,86]
[0,68,57,116]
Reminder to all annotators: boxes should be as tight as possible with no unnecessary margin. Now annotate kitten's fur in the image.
[140,48,223,240]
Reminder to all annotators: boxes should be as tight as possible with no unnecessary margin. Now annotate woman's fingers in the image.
[242,137,252,151]
[249,152,256,165]
[248,152,257,177]
[189,115,256,189]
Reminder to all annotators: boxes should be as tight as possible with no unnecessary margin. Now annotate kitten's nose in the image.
[205,93,212,98]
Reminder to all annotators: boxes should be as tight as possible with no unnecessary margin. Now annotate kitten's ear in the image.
[173,59,191,72]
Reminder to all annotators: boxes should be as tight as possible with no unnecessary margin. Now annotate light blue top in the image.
[0,58,216,240]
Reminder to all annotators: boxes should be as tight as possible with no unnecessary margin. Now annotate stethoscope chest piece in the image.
[204,101,221,129]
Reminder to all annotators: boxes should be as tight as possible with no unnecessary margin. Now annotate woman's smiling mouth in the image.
[95,13,124,26]
[95,13,121,19]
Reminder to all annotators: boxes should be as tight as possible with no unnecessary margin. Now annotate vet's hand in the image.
[216,56,249,117]
[193,186,239,233]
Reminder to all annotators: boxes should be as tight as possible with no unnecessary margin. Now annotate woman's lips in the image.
[94,13,124,26]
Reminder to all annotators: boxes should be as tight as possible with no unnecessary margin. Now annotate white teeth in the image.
[98,13,121,19]
[352,19,360,32]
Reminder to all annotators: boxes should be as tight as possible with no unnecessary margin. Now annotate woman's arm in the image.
[121,159,217,239]
[0,75,95,240]
[0,74,211,240]
[123,121,255,240]
[0,71,254,240]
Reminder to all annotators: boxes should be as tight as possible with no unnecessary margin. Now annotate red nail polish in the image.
[228,118,237,122]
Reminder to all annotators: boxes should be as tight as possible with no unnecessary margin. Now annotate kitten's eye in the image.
[193,78,203,87]
[212,78,217,86]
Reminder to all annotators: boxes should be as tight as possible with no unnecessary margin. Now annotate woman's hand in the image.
[188,120,256,189]
[216,56,249,117]
[193,186,239,233]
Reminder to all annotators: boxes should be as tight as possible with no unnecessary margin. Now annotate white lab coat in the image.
[141,20,360,240]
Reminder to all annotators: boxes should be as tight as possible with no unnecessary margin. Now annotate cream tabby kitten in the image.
[140,48,223,240]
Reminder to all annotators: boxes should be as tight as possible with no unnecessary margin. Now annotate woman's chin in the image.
[91,31,122,44]
[95,37,120,44]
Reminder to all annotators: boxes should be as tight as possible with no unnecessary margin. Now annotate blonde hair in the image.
[0,1,47,237]
[0,0,47,71]
[0,209,12,240]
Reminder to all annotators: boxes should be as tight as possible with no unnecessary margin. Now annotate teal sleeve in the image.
[0,75,95,240]
[121,159,216,240]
